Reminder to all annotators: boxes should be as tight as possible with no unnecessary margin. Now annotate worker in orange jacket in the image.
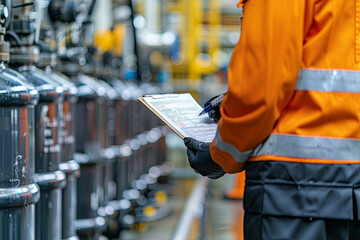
[184,0,360,238]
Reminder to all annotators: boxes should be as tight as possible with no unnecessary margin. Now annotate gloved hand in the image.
[204,93,226,122]
[184,137,225,179]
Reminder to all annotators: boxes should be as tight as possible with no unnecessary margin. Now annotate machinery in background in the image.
[53,0,173,239]
[0,0,174,239]
[89,0,174,234]
[130,0,238,102]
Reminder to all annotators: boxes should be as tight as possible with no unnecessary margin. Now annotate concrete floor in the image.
[204,180,244,240]
[119,176,244,240]
[205,195,244,240]
[119,178,196,240]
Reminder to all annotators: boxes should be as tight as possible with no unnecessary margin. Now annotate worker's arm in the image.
[210,0,306,173]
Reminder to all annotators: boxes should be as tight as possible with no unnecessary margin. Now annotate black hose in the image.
[12,1,33,8]
[86,0,97,18]
[5,30,21,46]
[128,0,141,82]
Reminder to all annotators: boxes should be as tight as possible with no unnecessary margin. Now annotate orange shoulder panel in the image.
[236,0,247,8]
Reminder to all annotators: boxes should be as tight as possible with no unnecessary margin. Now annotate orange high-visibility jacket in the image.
[210,0,360,173]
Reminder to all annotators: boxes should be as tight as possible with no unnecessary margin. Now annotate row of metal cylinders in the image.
[0,61,170,240]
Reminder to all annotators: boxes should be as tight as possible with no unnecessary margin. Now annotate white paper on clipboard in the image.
[138,93,217,142]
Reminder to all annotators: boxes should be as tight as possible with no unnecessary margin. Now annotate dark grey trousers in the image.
[244,212,360,240]
[244,161,360,240]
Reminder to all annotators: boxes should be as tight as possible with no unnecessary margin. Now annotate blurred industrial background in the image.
[0,0,243,239]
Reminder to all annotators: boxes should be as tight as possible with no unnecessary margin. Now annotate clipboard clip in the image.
[143,94,178,99]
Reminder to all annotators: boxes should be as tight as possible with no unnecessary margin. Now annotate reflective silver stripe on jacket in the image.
[296,69,360,92]
[252,134,360,160]
[215,69,360,162]
[215,132,360,161]
[214,130,252,163]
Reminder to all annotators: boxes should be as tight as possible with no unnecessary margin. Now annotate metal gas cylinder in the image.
[110,80,133,144]
[46,68,80,240]
[72,73,107,239]
[93,79,118,237]
[98,80,119,202]
[109,79,131,194]
[127,82,144,136]
[138,82,162,173]
[17,65,66,240]
[0,63,40,240]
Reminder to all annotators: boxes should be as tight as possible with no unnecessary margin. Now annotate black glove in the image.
[204,93,226,122]
[184,137,225,179]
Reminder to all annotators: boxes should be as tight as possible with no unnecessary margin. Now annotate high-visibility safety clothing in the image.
[209,0,360,173]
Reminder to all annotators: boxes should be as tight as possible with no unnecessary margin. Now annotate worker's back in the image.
[302,0,359,70]
[282,0,360,139]
[248,0,360,164]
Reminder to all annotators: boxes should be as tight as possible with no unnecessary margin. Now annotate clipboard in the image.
[138,93,217,142]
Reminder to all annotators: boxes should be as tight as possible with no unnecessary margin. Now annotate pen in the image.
[198,94,225,116]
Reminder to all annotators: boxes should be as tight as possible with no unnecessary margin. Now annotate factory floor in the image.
[205,192,244,240]
[119,175,244,240]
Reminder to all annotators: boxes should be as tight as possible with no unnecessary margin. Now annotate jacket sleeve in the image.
[210,0,306,173]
